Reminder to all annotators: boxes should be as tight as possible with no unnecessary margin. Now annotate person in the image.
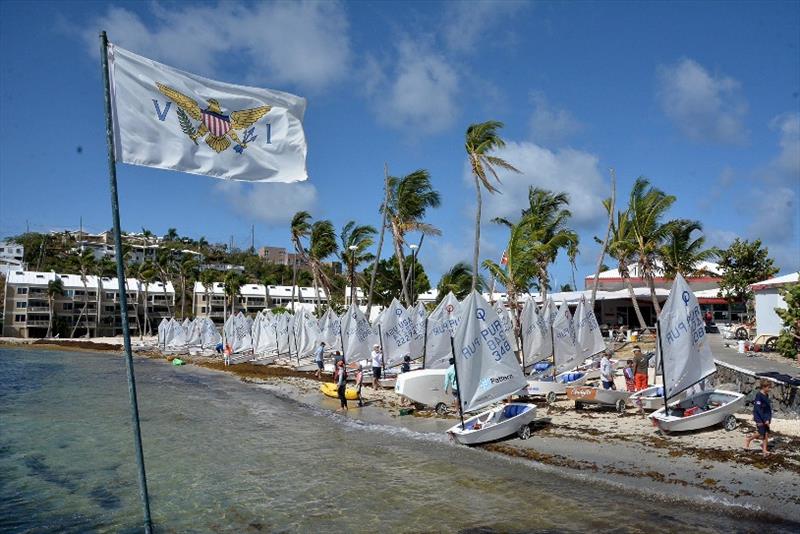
[632,346,649,391]
[444,357,458,411]
[314,341,326,379]
[623,359,636,392]
[215,342,223,355]
[333,350,344,369]
[223,344,232,366]
[600,350,615,390]
[335,360,348,413]
[371,344,383,390]
[355,364,365,407]
[401,355,411,373]
[745,379,773,457]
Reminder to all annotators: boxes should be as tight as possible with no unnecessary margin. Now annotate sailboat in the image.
[649,274,745,433]
[446,291,537,445]
[525,301,589,403]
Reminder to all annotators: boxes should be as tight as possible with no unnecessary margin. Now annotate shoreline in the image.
[2,340,800,522]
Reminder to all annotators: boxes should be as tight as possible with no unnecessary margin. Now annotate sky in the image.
[0,0,798,288]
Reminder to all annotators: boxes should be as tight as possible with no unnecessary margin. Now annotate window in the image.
[16,301,27,309]
[105,292,115,299]
[14,314,25,323]
[105,306,115,312]
[201,306,207,313]
[62,303,73,310]
[88,291,96,297]
[16,287,28,295]
[75,290,85,297]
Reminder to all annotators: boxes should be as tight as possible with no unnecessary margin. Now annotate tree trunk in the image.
[646,274,662,316]
[366,166,390,318]
[472,173,482,292]
[71,277,88,338]
[591,170,616,309]
[290,255,297,312]
[95,278,101,337]
[624,275,648,330]
[540,267,548,301]
[391,221,412,306]
[144,287,150,336]
[312,272,322,311]
[180,275,186,318]
[47,296,53,338]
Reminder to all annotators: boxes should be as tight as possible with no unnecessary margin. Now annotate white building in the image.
[751,272,799,342]
[193,282,328,323]
[0,241,25,274]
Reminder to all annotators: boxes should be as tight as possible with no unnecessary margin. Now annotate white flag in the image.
[108,43,307,182]
[658,274,716,400]
[453,291,527,412]
[379,299,415,367]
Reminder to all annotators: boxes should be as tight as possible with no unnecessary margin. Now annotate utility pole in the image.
[80,216,83,251]
[251,224,255,253]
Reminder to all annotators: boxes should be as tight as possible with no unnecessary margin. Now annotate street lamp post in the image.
[348,245,357,307]
[409,244,418,307]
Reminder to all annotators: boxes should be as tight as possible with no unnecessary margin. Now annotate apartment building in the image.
[2,270,174,338]
[0,241,25,275]
[258,246,289,265]
[193,282,328,323]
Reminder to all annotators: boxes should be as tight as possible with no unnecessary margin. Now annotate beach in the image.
[2,338,799,529]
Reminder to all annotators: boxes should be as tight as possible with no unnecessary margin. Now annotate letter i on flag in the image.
[106,39,308,182]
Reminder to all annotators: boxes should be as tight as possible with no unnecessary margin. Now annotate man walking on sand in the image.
[371,344,383,390]
[314,341,326,379]
[632,346,649,391]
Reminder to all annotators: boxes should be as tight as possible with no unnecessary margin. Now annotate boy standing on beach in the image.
[314,341,326,379]
[623,360,636,392]
[371,344,383,390]
[745,379,773,457]
[600,350,615,390]
[632,346,648,391]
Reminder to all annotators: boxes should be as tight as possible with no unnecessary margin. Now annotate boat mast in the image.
[450,336,466,429]
[656,319,668,415]
[421,317,428,369]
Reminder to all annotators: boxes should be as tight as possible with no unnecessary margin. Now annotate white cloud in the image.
[528,92,583,145]
[463,141,609,229]
[657,58,748,144]
[770,112,800,177]
[705,228,738,250]
[364,40,459,135]
[215,181,318,225]
[85,1,350,91]
[442,0,527,54]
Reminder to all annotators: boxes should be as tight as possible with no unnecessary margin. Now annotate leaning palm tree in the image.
[606,207,648,330]
[176,255,199,318]
[154,249,175,317]
[289,211,312,312]
[437,262,483,303]
[308,220,339,309]
[386,169,441,305]
[659,219,718,279]
[199,269,220,319]
[465,120,520,291]
[137,261,158,337]
[46,278,64,338]
[340,221,377,307]
[366,165,391,317]
[70,249,95,338]
[627,177,676,315]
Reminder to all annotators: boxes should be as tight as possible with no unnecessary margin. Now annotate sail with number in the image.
[658,274,717,400]
[452,290,528,413]
[424,292,462,369]
[520,297,551,368]
[379,299,415,367]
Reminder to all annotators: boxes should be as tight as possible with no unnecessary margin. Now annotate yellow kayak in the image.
[320,382,359,400]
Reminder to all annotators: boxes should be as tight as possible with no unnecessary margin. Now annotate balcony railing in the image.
[27,306,50,313]
[26,320,50,327]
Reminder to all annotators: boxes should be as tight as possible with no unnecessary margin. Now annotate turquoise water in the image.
[0,348,796,533]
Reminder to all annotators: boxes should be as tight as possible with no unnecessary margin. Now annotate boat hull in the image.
[447,403,538,445]
[649,389,745,432]
[525,371,588,396]
[629,385,691,411]
[566,385,631,408]
[394,369,451,409]
[320,382,360,401]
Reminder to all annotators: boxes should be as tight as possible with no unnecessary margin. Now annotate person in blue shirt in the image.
[314,341,326,379]
[444,358,458,411]
[744,379,773,457]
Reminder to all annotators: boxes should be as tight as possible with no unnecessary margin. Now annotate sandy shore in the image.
[2,338,799,520]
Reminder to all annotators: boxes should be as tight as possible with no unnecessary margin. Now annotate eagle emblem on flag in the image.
[156,82,271,154]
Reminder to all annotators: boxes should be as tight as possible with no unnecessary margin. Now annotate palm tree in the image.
[46,278,64,337]
[386,169,441,305]
[223,270,245,316]
[340,221,376,306]
[659,219,717,279]
[122,245,142,337]
[154,249,175,317]
[627,177,676,315]
[437,262,483,303]
[199,269,220,319]
[366,165,390,317]
[95,256,116,336]
[308,220,338,310]
[289,211,312,312]
[164,228,179,242]
[176,255,199,318]
[465,120,520,291]
[71,249,95,338]
[137,261,157,337]
[606,206,648,330]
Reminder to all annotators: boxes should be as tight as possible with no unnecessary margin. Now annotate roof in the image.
[751,272,799,291]
[586,261,722,281]
[345,286,365,299]
[5,270,161,291]
[417,288,439,302]
[192,282,327,299]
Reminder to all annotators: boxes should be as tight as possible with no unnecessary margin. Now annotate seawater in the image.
[0,348,795,533]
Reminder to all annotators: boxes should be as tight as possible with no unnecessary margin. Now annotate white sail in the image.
[542,298,557,325]
[452,290,528,413]
[409,302,428,359]
[340,303,375,364]
[186,319,202,348]
[379,298,415,368]
[493,302,519,353]
[520,298,551,367]
[223,314,235,348]
[231,312,253,354]
[658,273,716,400]
[573,296,605,359]
[157,318,170,349]
[276,313,291,355]
[255,314,277,354]
[552,303,579,373]
[166,319,188,350]
[201,318,221,349]
[251,312,263,353]
[294,308,320,359]
[424,292,462,369]
[318,309,342,350]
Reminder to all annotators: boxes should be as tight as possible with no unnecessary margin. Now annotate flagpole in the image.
[99,30,153,534]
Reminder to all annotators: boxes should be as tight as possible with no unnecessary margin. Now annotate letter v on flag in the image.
[107,42,307,182]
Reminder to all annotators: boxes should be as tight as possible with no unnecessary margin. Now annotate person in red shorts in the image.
[632,346,649,391]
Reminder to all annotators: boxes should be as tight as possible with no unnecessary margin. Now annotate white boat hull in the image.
[649,389,745,433]
[447,403,538,445]
[629,385,690,411]
[566,385,631,410]
[525,371,588,397]
[394,369,450,409]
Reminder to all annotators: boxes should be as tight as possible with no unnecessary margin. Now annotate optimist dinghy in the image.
[445,291,535,446]
[526,371,588,403]
[394,369,450,413]
[630,385,690,411]
[566,385,631,413]
[648,274,737,433]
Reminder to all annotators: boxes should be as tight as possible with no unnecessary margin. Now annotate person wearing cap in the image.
[632,346,649,391]
[600,349,615,390]
[371,344,383,390]
[335,360,348,412]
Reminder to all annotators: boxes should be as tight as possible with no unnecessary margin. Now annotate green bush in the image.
[775,281,800,360]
